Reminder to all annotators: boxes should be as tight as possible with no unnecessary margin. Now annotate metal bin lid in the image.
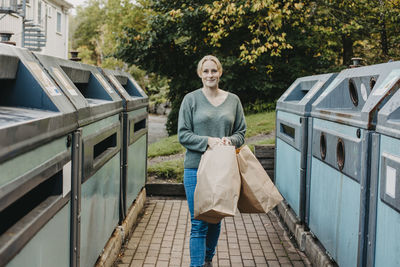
[311,61,400,129]
[376,74,400,138]
[34,53,123,127]
[101,68,148,111]
[0,44,77,162]
[276,73,337,116]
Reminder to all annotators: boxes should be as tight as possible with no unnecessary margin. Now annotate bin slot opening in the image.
[0,61,58,112]
[134,118,146,132]
[0,170,62,236]
[115,75,143,97]
[285,80,318,102]
[60,66,111,101]
[280,123,295,139]
[93,132,117,160]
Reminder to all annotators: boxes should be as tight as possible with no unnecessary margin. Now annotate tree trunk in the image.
[341,35,353,66]
[379,1,389,56]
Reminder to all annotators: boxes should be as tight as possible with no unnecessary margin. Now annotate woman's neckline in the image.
[199,88,229,108]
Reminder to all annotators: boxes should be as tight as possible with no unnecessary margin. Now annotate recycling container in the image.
[34,53,123,267]
[102,68,148,220]
[0,44,77,267]
[367,71,400,267]
[307,61,400,267]
[275,73,336,222]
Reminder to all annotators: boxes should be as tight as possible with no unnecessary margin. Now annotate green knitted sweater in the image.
[178,89,246,168]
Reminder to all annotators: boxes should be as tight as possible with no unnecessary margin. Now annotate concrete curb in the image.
[276,201,336,267]
[95,188,147,267]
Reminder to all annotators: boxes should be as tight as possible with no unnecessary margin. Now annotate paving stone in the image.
[155,261,169,267]
[242,259,256,266]
[230,255,242,263]
[133,252,146,260]
[130,259,144,266]
[264,252,278,260]
[241,252,253,260]
[120,256,132,264]
[113,199,311,267]
[292,261,307,267]
[253,256,266,264]
[218,259,231,266]
[123,249,134,256]
[267,261,281,267]
[144,256,157,264]
[278,257,291,264]
[169,257,181,266]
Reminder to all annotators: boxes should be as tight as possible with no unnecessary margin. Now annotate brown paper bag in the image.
[237,145,283,213]
[194,145,241,223]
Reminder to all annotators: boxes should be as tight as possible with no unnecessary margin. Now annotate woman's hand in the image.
[221,137,232,145]
[208,137,222,148]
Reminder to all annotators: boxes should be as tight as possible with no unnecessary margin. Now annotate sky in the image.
[67,0,86,15]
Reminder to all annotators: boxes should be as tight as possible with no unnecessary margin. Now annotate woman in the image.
[178,55,246,267]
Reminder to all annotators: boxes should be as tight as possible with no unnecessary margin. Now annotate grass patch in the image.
[245,111,276,138]
[148,135,185,158]
[148,158,184,182]
[148,111,276,158]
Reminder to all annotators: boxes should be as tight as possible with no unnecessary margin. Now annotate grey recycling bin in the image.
[102,68,148,220]
[275,73,336,222]
[0,44,77,267]
[307,61,400,267]
[34,53,123,267]
[367,70,400,267]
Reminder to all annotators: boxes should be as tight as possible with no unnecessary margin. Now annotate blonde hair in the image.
[197,55,223,77]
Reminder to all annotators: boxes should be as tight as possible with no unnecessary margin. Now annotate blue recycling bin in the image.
[275,73,336,222]
[0,44,77,266]
[307,61,400,267]
[367,70,400,267]
[102,68,148,220]
[34,54,123,267]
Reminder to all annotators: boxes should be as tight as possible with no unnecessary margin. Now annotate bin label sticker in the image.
[373,71,400,96]
[63,161,72,198]
[305,80,324,99]
[109,75,125,93]
[26,61,62,96]
[360,83,368,101]
[94,73,114,94]
[52,67,79,96]
[386,165,396,199]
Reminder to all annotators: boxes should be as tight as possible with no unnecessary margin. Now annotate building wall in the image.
[0,0,70,59]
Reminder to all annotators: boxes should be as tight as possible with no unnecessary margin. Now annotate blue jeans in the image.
[184,168,221,267]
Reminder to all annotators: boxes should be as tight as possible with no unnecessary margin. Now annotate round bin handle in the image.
[370,77,376,90]
[349,79,359,107]
[336,138,345,171]
[320,133,327,160]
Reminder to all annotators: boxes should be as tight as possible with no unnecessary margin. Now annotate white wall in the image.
[0,0,70,58]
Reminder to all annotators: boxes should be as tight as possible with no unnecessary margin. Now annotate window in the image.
[56,12,61,33]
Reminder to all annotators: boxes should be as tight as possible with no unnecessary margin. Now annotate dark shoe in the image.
[203,260,213,267]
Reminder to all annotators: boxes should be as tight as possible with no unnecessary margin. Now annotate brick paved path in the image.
[114,198,311,267]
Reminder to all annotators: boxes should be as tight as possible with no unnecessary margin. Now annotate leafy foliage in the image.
[116,0,324,134]
[71,0,400,135]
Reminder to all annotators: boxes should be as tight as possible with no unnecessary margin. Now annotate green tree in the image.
[73,0,106,65]
[117,0,310,134]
